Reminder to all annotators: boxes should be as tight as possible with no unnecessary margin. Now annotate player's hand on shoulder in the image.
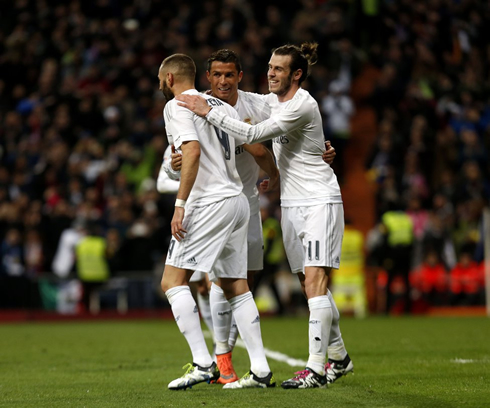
[323,140,336,165]
[175,95,211,117]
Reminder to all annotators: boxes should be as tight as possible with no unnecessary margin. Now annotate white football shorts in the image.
[189,207,262,280]
[281,203,344,273]
[165,194,249,281]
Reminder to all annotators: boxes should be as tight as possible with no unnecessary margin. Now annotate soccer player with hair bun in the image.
[177,42,353,389]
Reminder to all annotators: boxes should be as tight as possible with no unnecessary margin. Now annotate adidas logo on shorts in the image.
[187,257,197,265]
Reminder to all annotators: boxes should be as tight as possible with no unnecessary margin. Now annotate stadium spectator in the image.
[410,249,448,306]
[379,205,414,314]
[51,218,86,278]
[0,227,31,308]
[321,79,355,183]
[1,228,25,277]
[330,220,367,318]
[75,222,110,313]
[449,244,484,306]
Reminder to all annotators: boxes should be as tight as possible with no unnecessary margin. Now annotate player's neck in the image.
[226,92,239,106]
[211,91,238,107]
[277,84,300,103]
[172,82,195,96]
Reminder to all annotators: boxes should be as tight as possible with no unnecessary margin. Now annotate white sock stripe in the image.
[308,295,331,309]
[228,291,253,309]
[165,285,191,305]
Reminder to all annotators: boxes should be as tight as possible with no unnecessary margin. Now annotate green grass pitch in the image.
[0,316,489,407]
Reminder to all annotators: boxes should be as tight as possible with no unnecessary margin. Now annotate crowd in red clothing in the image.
[410,247,485,306]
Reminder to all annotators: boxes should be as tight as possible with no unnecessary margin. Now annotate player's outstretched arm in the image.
[176,94,301,145]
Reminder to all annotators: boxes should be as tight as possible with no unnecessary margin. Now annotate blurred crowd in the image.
[0,0,489,311]
[362,0,490,310]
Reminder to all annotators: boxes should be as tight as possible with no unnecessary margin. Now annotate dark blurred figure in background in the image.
[449,243,484,306]
[410,249,448,306]
[379,203,414,314]
[75,222,110,313]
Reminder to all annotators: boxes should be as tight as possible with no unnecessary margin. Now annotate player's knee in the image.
[304,267,330,298]
[161,271,174,293]
[161,278,170,293]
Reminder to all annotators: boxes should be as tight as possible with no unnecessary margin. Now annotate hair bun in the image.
[300,42,318,65]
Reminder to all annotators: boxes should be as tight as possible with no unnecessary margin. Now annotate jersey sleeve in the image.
[167,103,199,149]
[206,98,312,144]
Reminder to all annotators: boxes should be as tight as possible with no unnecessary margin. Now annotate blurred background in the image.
[0,0,489,319]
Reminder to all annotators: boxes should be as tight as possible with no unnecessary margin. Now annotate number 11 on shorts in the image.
[307,240,320,260]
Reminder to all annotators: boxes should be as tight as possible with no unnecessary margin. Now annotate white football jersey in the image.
[233,90,271,214]
[164,89,242,206]
[206,88,341,206]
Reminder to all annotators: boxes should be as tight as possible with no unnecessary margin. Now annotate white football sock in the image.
[229,291,270,377]
[197,292,214,337]
[307,295,332,375]
[228,315,239,350]
[209,283,232,355]
[166,286,213,368]
[327,289,348,361]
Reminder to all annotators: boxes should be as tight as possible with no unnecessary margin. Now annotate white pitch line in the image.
[452,358,477,364]
[204,331,307,367]
[451,358,488,364]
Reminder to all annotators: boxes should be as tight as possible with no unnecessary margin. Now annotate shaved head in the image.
[159,54,196,81]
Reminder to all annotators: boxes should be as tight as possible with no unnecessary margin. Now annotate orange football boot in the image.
[216,351,238,384]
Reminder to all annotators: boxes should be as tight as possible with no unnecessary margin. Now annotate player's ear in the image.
[206,71,211,83]
[293,69,302,82]
[167,72,174,87]
[238,71,243,83]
